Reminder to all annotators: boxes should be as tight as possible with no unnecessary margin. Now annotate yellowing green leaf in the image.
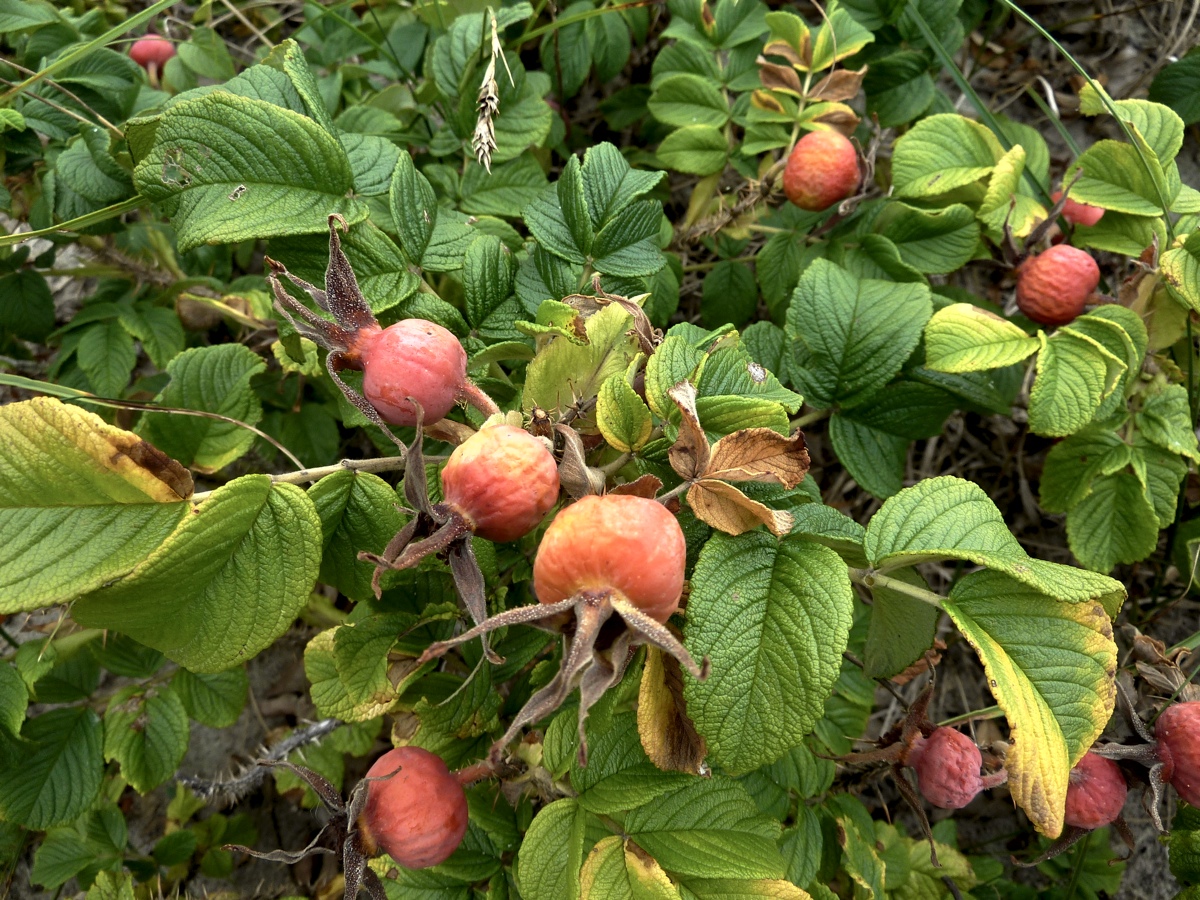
[1028,330,1125,438]
[597,372,654,452]
[943,570,1118,838]
[580,836,680,899]
[891,114,1003,199]
[72,475,322,673]
[0,397,191,613]
[923,303,1039,373]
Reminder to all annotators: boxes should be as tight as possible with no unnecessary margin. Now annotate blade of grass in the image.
[1024,83,1082,157]
[905,5,1051,204]
[995,0,1177,239]
[0,196,144,247]
[0,0,179,104]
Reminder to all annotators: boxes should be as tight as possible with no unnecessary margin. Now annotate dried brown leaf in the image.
[809,66,868,102]
[707,428,810,488]
[609,474,663,499]
[666,381,710,481]
[687,479,793,536]
[757,59,802,95]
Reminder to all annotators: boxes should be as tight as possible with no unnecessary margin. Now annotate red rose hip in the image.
[783,130,860,212]
[1064,751,1126,829]
[533,494,686,623]
[1016,244,1100,327]
[1156,701,1200,807]
[361,747,468,869]
[907,727,985,809]
[130,34,175,69]
[359,320,470,427]
[441,424,559,542]
[1051,191,1105,228]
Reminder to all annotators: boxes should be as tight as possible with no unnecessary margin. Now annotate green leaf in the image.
[0,398,190,613]
[581,143,665,230]
[943,569,1118,838]
[873,202,980,274]
[0,0,59,31]
[656,125,729,176]
[701,260,758,329]
[172,667,248,728]
[72,475,322,673]
[865,476,1126,610]
[103,684,189,793]
[559,155,594,258]
[685,533,853,774]
[86,871,135,900]
[133,92,367,251]
[1066,471,1160,572]
[1078,88,1185,167]
[492,69,553,165]
[464,234,518,328]
[52,126,134,222]
[891,113,1002,198]
[786,258,932,410]
[138,344,266,472]
[515,798,608,900]
[828,413,907,499]
[0,270,55,342]
[573,714,692,815]
[648,74,730,128]
[1071,139,1172,216]
[334,615,416,708]
[1150,47,1200,125]
[1134,437,1188,528]
[120,303,185,370]
[0,664,26,738]
[1027,330,1124,438]
[591,200,665,277]
[389,152,438,263]
[77,318,136,397]
[863,50,935,127]
[923,303,1039,373]
[1136,382,1200,462]
[623,778,787,880]
[309,470,407,603]
[862,567,939,678]
[0,706,103,829]
[342,132,399,197]
[596,373,653,452]
[460,157,548,218]
[1039,427,1131,514]
[304,628,397,722]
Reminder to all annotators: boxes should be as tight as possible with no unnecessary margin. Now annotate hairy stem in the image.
[847,568,945,609]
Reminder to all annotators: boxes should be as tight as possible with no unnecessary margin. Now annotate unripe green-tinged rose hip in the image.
[441,425,559,542]
[359,320,468,426]
[1015,245,1100,327]
[1156,701,1200,807]
[533,494,686,622]
[361,747,468,869]
[907,727,985,809]
[1064,751,1127,829]
[783,130,860,212]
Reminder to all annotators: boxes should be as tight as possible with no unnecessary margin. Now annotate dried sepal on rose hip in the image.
[266,215,498,449]
[224,747,472,899]
[418,493,710,766]
[358,417,560,661]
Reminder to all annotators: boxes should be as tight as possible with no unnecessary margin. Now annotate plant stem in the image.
[938,705,1003,727]
[191,456,409,502]
[846,568,945,609]
[792,408,831,429]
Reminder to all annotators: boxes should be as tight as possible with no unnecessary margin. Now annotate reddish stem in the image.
[458,380,501,418]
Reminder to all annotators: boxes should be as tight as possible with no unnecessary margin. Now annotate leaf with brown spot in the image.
[637,647,707,774]
[808,66,868,102]
[751,90,788,116]
[707,428,810,488]
[687,480,793,536]
[762,40,803,66]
